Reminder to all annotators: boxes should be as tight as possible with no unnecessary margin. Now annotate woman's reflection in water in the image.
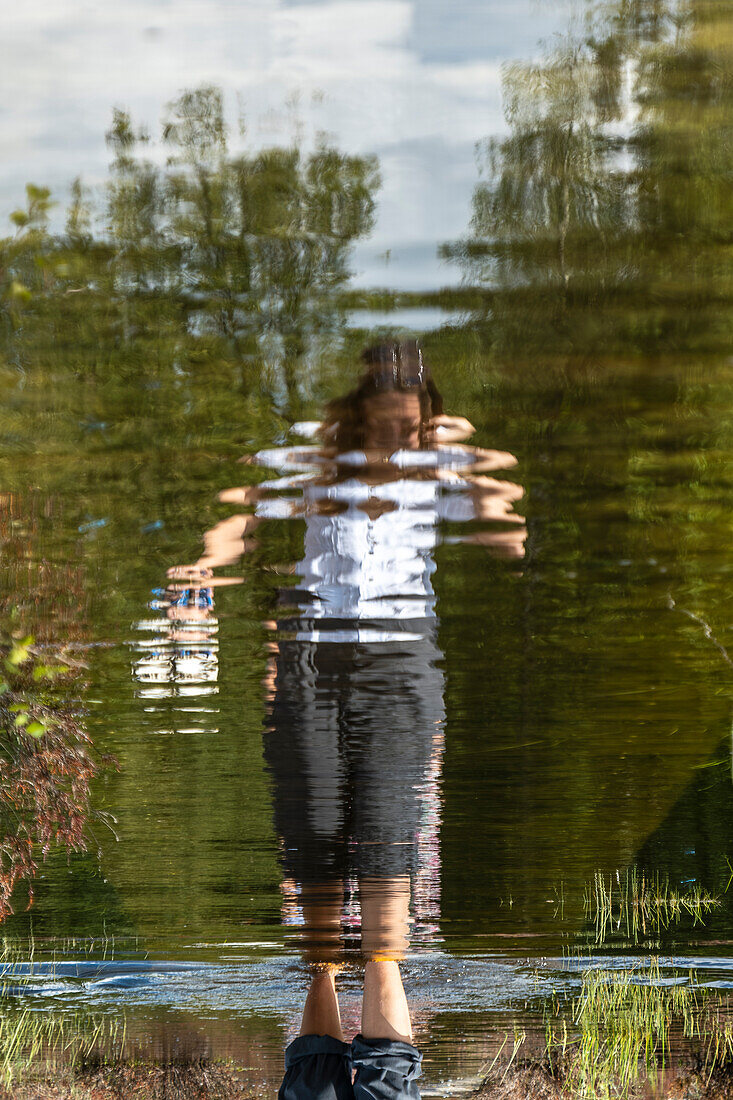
[167,342,526,1099]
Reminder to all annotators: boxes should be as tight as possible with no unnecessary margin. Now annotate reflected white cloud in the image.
[0,0,573,288]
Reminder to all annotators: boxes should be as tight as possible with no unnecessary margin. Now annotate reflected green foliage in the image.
[432,0,733,941]
[442,0,732,358]
[0,85,380,448]
[0,10,732,964]
[0,637,105,922]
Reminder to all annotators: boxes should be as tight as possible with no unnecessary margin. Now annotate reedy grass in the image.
[0,1008,125,1091]
[543,959,733,1099]
[0,937,125,1090]
[584,867,720,945]
[480,1027,528,1084]
[570,960,698,1097]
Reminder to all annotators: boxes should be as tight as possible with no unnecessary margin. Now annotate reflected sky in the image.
[0,0,573,288]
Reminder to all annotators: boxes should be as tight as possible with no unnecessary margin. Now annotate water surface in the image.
[1,0,731,1091]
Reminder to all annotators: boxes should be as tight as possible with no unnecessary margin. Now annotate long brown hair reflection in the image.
[320,341,443,453]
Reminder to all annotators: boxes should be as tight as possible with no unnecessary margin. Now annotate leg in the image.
[360,876,413,1045]
[280,918,351,1099]
[299,969,344,1041]
[355,879,421,1095]
[353,967,422,1099]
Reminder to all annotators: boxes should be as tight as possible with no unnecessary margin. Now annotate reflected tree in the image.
[104,85,378,414]
[436,0,733,932]
[442,0,732,360]
[0,88,379,927]
[0,86,380,431]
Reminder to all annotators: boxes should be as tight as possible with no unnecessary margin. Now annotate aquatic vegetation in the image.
[584,867,721,944]
[481,1027,528,1085]
[0,941,125,1091]
[541,961,733,1098]
[0,1004,124,1093]
[0,636,112,922]
[567,961,700,1096]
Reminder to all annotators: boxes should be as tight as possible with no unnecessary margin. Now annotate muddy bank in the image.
[6,1057,733,1100]
[473,1060,733,1100]
[1,1061,259,1100]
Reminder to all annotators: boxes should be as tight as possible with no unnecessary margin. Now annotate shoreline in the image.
[6,1051,733,1100]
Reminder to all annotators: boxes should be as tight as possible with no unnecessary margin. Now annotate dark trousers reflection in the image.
[266,626,439,1098]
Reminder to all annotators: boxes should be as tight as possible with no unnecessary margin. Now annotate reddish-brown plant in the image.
[0,643,107,921]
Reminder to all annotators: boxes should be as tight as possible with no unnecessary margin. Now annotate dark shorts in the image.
[279,1033,422,1100]
[264,624,445,885]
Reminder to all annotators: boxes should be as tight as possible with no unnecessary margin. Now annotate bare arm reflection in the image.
[168,435,525,583]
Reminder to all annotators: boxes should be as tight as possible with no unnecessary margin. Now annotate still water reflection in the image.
[1,0,732,1091]
[138,341,526,1090]
[161,339,524,950]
